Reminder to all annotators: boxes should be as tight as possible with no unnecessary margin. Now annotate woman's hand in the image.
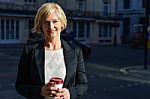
[40,82,58,97]
[55,88,70,99]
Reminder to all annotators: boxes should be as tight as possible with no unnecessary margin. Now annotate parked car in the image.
[61,33,91,58]
[130,24,145,48]
[130,33,145,48]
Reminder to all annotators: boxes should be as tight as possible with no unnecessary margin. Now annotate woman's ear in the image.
[61,27,63,31]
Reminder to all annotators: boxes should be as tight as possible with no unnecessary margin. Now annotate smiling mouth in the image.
[48,31,54,33]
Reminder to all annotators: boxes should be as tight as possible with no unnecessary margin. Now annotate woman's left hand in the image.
[55,88,70,99]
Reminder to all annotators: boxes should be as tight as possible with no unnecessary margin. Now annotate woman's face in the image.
[42,12,62,39]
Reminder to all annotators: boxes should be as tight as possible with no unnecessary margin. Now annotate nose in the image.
[48,21,54,29]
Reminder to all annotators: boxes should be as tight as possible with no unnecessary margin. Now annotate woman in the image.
[15,2,88,99]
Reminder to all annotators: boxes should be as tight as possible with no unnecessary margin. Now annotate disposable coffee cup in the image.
[50,77,64,89]
[45,77,64,98]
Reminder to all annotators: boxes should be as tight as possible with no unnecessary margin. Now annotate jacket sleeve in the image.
[15,45,44,99]
[68,48,88,99]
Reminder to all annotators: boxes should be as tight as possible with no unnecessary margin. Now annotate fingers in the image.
[47,85,58,97]
[56,88,70,99]
[41,83,58,97]
[41,83,70,99]
[46,82,55,87]
[46,82,58,91]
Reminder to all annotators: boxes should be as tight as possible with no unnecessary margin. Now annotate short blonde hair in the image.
[32,3,67,33]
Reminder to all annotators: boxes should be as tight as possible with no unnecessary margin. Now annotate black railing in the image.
[0,2,119,20]
[0,2,39,11]
[65,9,119,19]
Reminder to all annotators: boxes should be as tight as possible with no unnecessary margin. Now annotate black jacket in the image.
[15,37,88,99]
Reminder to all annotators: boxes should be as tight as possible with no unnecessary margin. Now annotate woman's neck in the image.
[45,38,62,51]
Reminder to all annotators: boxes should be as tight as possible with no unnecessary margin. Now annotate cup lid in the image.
[50,77,64,84]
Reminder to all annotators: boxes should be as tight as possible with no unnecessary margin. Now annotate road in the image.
[83,74,150,99]
[0,44,150,99]
[86,45,150,68]
[82,62,150,99]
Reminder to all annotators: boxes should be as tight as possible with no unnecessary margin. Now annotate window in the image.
[123,0,130,9]
[28,20,34,38]
[142,0,146,8]
[103,1,110,16]
[123,17,130,36]
[10,20,14,39]
[73,21,89,39]
[0,19,20,40]
[99,24,102,37]
[134,24,143,33]
[24,0,36,3]
[78,21,85,37]
[103,24,109,37]
[6,20,9,39]
[86,22,90,37]
[1,20,5,40]
[73,21,77,37]
[139,17,145,26]
[46,0,57,2]
[77,0,85,15]
[99,23,112,37]
[16,20,19,39]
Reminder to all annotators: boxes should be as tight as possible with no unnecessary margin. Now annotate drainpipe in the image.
[144,0,149,69]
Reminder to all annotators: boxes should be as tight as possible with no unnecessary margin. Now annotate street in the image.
[83,74,150,99]
[86,45,150,68]
[0,44,150,99]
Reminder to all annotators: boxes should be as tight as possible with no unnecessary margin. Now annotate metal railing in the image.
[65,9,119,19]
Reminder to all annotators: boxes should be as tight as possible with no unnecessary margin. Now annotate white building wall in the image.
[131,0,140,9]
[116,25,122,44]
[20,19,28,43]
[130,16,139,35]
[91,22,99,44]
[0,0,120,45]
[116,0,123,9]
[117,0,145,44]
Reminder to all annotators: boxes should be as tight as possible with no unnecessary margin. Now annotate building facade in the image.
[117,0,148,44]
[0,0,120,45]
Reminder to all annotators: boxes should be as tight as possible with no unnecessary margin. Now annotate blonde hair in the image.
[32,3,67,33]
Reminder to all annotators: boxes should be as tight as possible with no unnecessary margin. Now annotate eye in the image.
[43,21,50,26]
[44,21,49,24]
[53,20,58,23]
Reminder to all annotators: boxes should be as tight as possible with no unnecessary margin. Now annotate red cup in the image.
[50,77,64,89]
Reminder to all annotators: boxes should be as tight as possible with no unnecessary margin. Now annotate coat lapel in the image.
[35,40,45,83]
[61,40,75,87]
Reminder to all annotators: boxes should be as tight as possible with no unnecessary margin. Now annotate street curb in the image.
[86,63,150,84]
[0,44,23,49]
[120,65,150,75]
[120,66,150,83]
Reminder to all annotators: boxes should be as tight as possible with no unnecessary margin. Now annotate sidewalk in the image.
[86,62,150,84]
[87,44,150,84]
[120,65,150,83]
[0,44,23,49]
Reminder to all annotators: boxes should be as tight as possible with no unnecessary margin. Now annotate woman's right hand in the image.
[40,82,58,97]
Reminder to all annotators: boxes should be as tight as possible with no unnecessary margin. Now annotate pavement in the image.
[120,65,150,83]
[85,62,150,84]
[87,44,150,84]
